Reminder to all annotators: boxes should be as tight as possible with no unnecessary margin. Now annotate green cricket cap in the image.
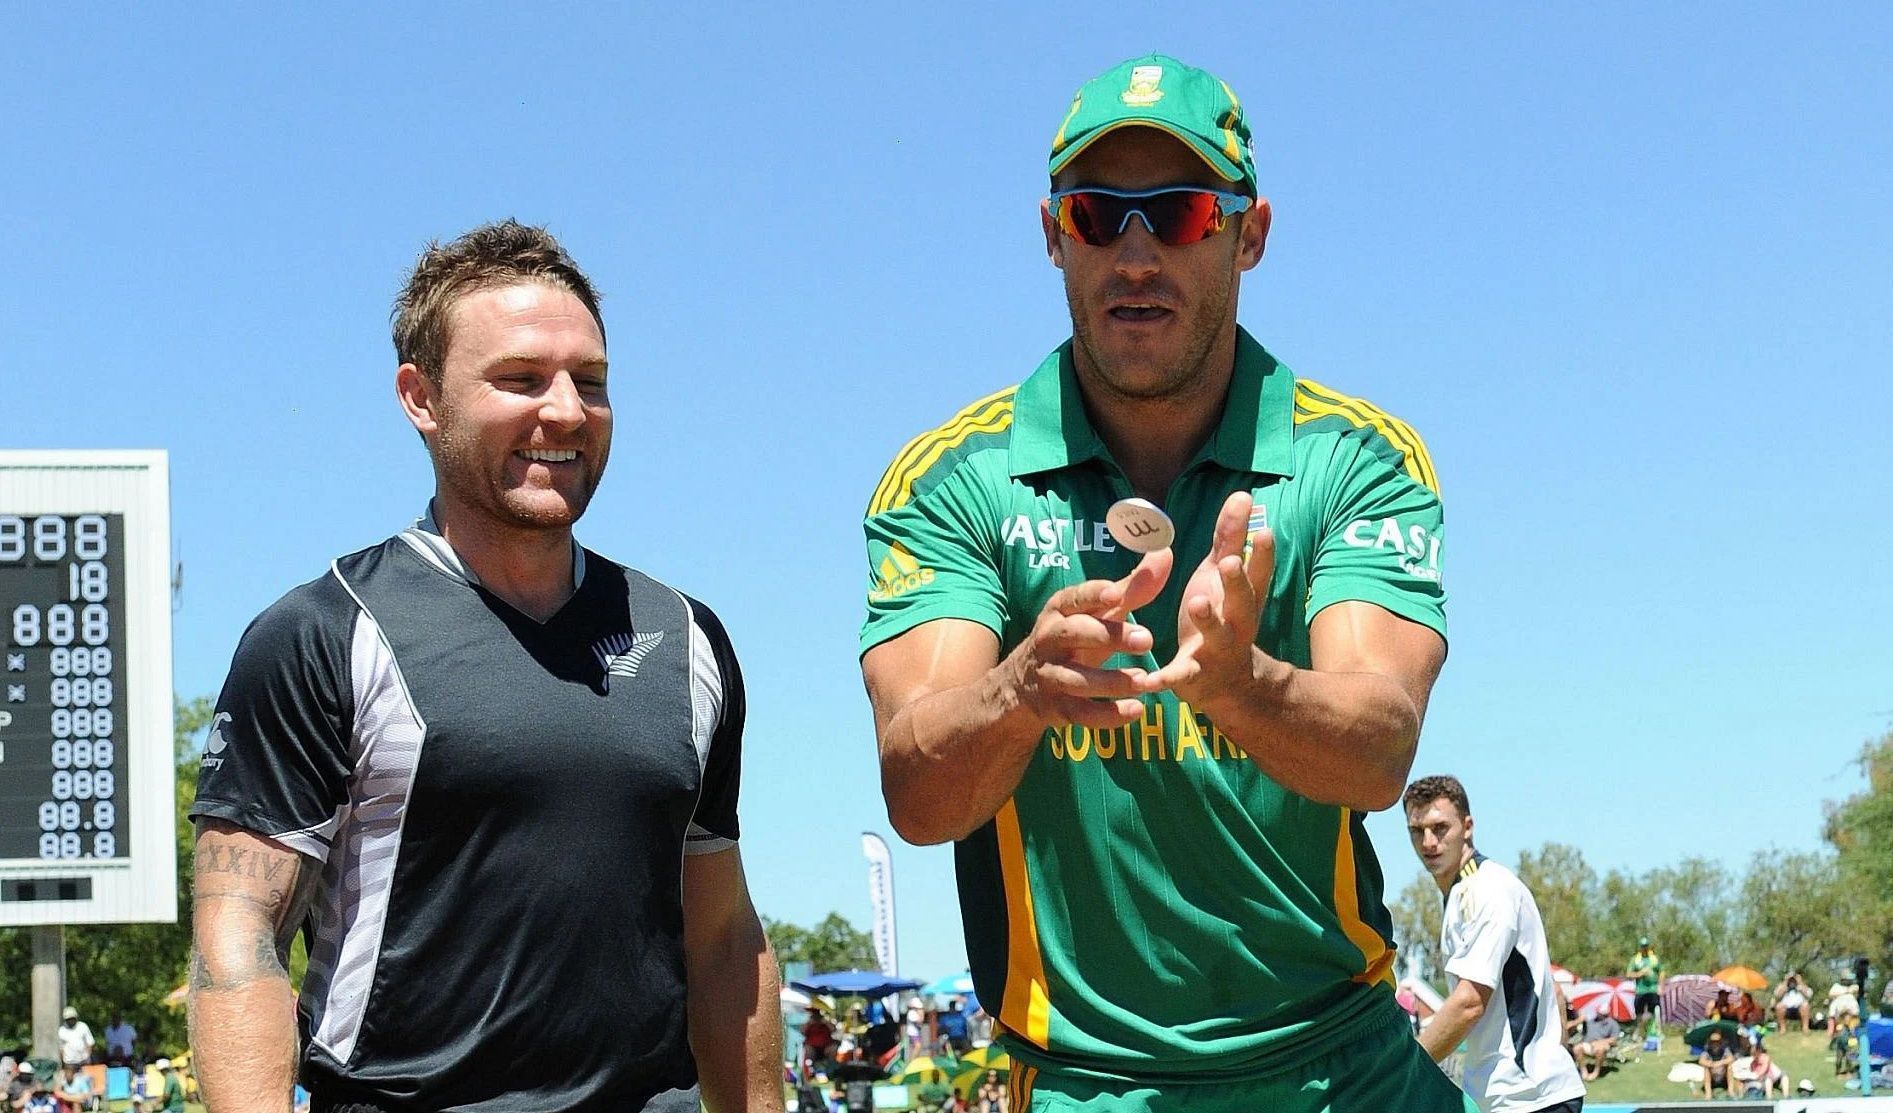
[1049,54,1256,194]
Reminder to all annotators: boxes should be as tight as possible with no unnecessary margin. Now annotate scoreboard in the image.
[2,513,129,861]
[0,452,175,926]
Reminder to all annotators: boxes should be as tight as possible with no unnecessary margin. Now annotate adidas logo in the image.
[594,630,665,690]
[869,543,934,602]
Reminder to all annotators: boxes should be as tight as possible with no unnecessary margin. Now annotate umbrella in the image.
[1549,964,1578,986]
[960,1045,1008,1069]
[890,1056,957,1085]
[1868,1017,1893,1059]
[923,971,976,998]
[1662,974,1733,1028]
[791,970,926,1000]
[1686,1018,1740,1047]
[1713,965,1768,991]
[951,1050,1010,1092]
[1567,978,1636,1023]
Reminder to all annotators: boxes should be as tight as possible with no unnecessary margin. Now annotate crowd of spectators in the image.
[1548,935,1893,1100]
[794,996,1002,1113]
[0,1007,185,1113]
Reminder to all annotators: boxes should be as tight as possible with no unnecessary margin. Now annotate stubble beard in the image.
[429,410,605,533]
[1066,259,1238,406]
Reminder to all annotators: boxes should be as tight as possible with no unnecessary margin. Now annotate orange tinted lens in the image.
[1141,190,1224,245]
[1059,191,1224,246]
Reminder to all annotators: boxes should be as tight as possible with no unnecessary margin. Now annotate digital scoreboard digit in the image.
[2,514,131,861]
[0,452,174,926]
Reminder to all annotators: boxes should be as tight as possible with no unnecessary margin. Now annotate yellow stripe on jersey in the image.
[1333,807,1398,987]
[1295,379,1437,492]
[867,387,1017,516]
[995,799,1053,1048]
[1293,379,1439,493]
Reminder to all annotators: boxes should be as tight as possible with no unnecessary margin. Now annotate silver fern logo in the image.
[594,630,664,690]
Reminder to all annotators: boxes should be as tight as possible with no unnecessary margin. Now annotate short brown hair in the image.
[1402,774,1470,819]
[392,219,605,385]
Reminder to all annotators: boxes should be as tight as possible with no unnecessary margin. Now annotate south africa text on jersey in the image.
[1045,699,1249,764]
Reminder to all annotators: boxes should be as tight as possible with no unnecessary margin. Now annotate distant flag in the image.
[862,832,898,977]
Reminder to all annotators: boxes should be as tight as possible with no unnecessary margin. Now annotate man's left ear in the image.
[1238,197,1272,271]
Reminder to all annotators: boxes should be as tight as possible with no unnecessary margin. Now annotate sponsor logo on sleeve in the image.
[869,543,935,602]
[1342,517,1442,581]
[201,711,233,771]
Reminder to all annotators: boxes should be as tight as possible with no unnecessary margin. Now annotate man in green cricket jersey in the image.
[859,54,1464,1111]
[1626,938,1663,1038]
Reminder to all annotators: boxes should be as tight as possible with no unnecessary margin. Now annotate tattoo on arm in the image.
[191,830,321,992]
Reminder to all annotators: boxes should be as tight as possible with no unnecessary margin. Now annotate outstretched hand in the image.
[1141,490,1276,711]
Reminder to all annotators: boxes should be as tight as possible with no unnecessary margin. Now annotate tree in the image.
[1399,842,1766,985]
[1389,872,1444,984]
[1824,728,1893,988]
[1740,847,1859,979]
[1515,843,1603,975]
[764,912,878,973]
[1642,858,1741,973]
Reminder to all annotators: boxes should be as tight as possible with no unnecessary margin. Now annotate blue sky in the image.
[6,6,1890,982]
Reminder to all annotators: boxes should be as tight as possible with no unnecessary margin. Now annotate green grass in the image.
[1580,1025,1857,1104]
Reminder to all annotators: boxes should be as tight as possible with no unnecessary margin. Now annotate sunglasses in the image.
[1049,186,1253,247]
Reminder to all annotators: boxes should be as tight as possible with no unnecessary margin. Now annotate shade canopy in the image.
[790,970,926,1000]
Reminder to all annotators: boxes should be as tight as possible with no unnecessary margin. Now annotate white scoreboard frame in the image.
[0,450,177,926]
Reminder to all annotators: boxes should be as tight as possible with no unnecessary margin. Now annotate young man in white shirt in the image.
[1405,775,1586,1113]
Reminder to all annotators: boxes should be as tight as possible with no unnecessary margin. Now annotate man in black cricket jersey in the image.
[186,221,783,1113]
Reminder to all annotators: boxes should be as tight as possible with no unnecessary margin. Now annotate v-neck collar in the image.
[397,501,589,625]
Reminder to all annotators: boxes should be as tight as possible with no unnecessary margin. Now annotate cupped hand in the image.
[1142,490,1276,710]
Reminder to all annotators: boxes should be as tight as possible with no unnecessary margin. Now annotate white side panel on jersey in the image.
[304,583,429,1065]
[682,601,733,856]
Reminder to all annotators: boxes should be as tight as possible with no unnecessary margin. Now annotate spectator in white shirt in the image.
[55,1009,94,1069]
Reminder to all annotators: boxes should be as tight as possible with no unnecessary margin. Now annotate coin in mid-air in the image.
[1105,497,1175,553]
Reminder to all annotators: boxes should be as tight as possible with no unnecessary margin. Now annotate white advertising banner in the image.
[861,831,897,976]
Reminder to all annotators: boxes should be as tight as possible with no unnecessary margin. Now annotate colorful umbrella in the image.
[891,1055,958,1085]
[951,1050,1010,1092]
[1685,1018,1740,1047]
[1662,974,1733,1028]
[1712,965,1768,991]
[1566,978,1636,1022]
[960,1045,1006,1069]
[1549,964,1578,987]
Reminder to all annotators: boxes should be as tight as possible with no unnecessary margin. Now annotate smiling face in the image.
[1042,127,1269,404]
[400,281,611,536]
[1406,794,1475,890]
